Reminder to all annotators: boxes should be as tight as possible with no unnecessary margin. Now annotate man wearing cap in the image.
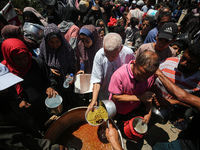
[144,11,171,44]
[136,22,178,61]
[152,41,200,127]
[127,0,144,24]
[0,63,67,150]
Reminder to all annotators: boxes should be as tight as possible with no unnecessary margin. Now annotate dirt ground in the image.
[120,113,182,150]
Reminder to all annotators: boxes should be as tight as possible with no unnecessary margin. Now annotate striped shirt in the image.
[155,57,200,99]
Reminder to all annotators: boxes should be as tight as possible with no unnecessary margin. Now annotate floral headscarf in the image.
[39,23,76,78]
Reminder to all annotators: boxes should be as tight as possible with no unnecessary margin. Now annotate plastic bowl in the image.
[45,95,63,115]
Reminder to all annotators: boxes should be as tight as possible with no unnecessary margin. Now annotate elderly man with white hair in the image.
[88,33,135,109]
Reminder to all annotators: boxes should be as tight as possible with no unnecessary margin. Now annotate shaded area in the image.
[144,125,170,146]
[58,122,83,149]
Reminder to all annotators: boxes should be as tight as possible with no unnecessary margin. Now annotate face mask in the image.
[104,6,110,10]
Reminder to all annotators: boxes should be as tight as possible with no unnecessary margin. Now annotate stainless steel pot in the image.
[44,107,124,149]
[99,100,116,118]
[152,106,171,124]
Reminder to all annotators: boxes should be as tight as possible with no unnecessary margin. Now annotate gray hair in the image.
[103,33,122,51]
[136,51,160,73]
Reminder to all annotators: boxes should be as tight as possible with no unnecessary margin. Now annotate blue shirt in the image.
[144,27,158,44]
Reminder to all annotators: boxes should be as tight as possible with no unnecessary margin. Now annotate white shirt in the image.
[90,46,135,100]
[130,8,144,23]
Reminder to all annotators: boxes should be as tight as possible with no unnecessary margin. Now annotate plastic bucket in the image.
[124,116,147,142]
[74,74,93,94]
[45,95,63,115]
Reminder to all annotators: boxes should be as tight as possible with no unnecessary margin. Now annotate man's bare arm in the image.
[155,69,200,110]
[112,91,154,102]
[88,83,101,109]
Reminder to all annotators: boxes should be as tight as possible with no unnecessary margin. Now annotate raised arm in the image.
[88,83,101,109]
[155,69,200,110]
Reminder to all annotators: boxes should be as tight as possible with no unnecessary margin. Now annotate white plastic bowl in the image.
[45,95,63,115]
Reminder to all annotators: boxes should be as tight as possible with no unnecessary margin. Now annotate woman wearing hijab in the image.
[1,25,41,57]
[58,14,80,52]
[1,38,58,132]
[39,23,77,109]
[102,0,115,24]
[78,0,105,26]
[38,0,79,25]
[77,24,103,74]
[95,18,109,35]
[23,7,48,26]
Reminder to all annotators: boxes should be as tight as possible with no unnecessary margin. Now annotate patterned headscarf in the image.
[77,25,103,73]
[39,23,76,78]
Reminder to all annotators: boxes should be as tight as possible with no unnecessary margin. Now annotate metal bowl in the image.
[99,100,116,118]
[44,107,124,150]
[23,22,44,43]
[152,106,170,124]
[132,117,148,134]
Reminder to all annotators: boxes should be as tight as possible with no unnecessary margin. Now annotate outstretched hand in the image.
[19,100,31,108]
[46,87,58,98]
[143,113,151,124]
[51,68,61,76]
[87,100,97,112]
[105,122,123,150]
[76,70,84,75]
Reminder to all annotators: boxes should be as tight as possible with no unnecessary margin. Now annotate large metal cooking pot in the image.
[44,107,124,150]
[152,106,171,124]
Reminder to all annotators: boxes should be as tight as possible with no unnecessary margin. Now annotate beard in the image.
[177,64,188,72]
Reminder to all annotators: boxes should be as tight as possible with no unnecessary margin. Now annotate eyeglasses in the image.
[142,23,150,27]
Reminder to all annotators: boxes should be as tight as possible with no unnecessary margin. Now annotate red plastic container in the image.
[123,116,147,142]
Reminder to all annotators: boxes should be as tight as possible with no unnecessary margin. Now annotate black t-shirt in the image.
[178,113,200,150]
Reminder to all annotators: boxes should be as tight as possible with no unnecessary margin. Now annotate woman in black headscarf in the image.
[23,7,48,26]
[38,0,79,25]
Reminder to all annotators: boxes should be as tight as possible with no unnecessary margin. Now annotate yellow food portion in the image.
[87,106,108,125]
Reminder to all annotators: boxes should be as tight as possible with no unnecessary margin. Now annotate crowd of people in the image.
[0,0,200,149]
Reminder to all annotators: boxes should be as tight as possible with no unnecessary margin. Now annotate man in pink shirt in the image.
[109,51,160,124]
